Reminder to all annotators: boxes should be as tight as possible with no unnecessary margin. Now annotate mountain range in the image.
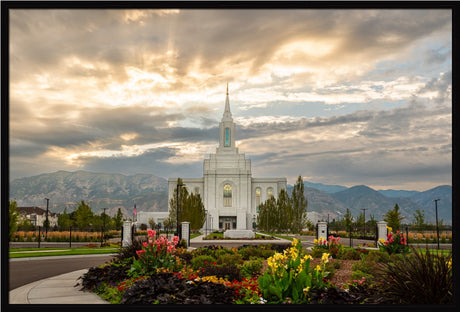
[9,170,452,224]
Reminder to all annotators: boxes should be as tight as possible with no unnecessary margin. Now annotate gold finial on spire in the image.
[226,82,229,95]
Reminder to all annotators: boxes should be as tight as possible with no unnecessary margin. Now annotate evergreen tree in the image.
[9,200,19,240]
[356,212,365,234]
[74,200,94,229]
[277,188,292,232]
[187,192,206,231]
[113,207,124,230]
[413,209,425,230]
[384,203,405,231]
[291,175,308,233]
[258,196,276,232]
[148,218,156,230]
[344,208,354,232]
[167,179,205,231]
[167,178,189,229]
[58,207,72,229]
[257,202,268,231]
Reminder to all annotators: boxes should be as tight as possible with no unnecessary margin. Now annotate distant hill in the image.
[378,189,421,198]
[302,181,348,194]
[410,185,452,224]
[9,171,451,224]
[10,170,168,216]
[331,185,431,223]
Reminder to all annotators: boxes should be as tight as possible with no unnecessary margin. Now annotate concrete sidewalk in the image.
[9,269,109,304]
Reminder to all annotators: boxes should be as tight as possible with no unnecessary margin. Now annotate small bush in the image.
[240,258,264,278]
[374,248,452,304]
[237,245,274,260]
[216,253,243,267]
[337,248,360,260]
[200,264,241,281]
[190,255,217,270]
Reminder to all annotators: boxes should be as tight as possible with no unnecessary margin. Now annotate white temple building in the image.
[168,85,287,231]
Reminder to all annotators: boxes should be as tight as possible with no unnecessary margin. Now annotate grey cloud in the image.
[80,148,203,179]
[424,47,451,65]
[10,9,452,84]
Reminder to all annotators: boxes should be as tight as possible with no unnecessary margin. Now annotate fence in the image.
[10,226,122,248]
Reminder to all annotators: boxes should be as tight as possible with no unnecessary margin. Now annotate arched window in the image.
[267,187,274,198]
[223,184,232,207]
[225,128,230,147]
[255,187,261,212]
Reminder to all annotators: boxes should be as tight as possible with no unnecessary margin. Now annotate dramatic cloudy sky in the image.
[9,9,452,191]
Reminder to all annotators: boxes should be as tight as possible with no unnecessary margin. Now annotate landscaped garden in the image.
[77,230,452,304]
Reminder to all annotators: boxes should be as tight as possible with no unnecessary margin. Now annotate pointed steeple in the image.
[222,82,232,121]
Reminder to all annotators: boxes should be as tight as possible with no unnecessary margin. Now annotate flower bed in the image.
[77,232,452,304]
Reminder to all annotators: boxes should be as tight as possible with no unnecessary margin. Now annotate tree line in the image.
[165,178,206,233]
[257,176,308,233]
[9,199,125,237]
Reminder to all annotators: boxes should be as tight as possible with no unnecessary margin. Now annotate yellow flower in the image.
[313,239,318,244]
[292,238,298,246]
[315,265,321,271]
[321,253,330,263]
[386,226,392,232]
[303,287,310,294]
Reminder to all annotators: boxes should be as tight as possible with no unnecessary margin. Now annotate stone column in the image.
[122,221,132,247]
[181,222,190,248]
[377,221,388,244]
[317,221,328,240]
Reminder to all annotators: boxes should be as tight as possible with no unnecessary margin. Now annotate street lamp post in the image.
[433,199,440,249]
[361,208,368,237]
[205,210,208,238]
[176,182,184,240]
[101,208,107,247]
[44,198,50,239]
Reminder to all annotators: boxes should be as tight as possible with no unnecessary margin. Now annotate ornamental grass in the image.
[374,247,452,304]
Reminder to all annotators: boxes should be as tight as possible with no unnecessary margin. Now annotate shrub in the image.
[216,253,243,267]
[374,248,452,304]
[190,255,217,270]
[336,248,360,260]
[240,258,264,278]
[199,264,241,281]
[237,245,274,260]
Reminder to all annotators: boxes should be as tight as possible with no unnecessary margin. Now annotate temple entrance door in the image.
[224,221,231,230]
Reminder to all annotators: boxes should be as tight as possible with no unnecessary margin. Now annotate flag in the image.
[133,204,137,216]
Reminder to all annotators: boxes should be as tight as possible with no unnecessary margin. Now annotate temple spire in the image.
[222,83,232,121]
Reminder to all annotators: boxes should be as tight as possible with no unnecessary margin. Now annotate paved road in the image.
[9,254,115,290]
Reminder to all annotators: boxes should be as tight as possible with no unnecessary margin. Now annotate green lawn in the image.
[9,246,119,258]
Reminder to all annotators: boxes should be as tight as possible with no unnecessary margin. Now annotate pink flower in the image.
[142,242,148,247]
[136,250,145,256]
[147,229,156,237]
[173,236,179,244]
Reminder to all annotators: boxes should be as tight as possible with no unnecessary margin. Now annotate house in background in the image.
[17,206,58,228]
